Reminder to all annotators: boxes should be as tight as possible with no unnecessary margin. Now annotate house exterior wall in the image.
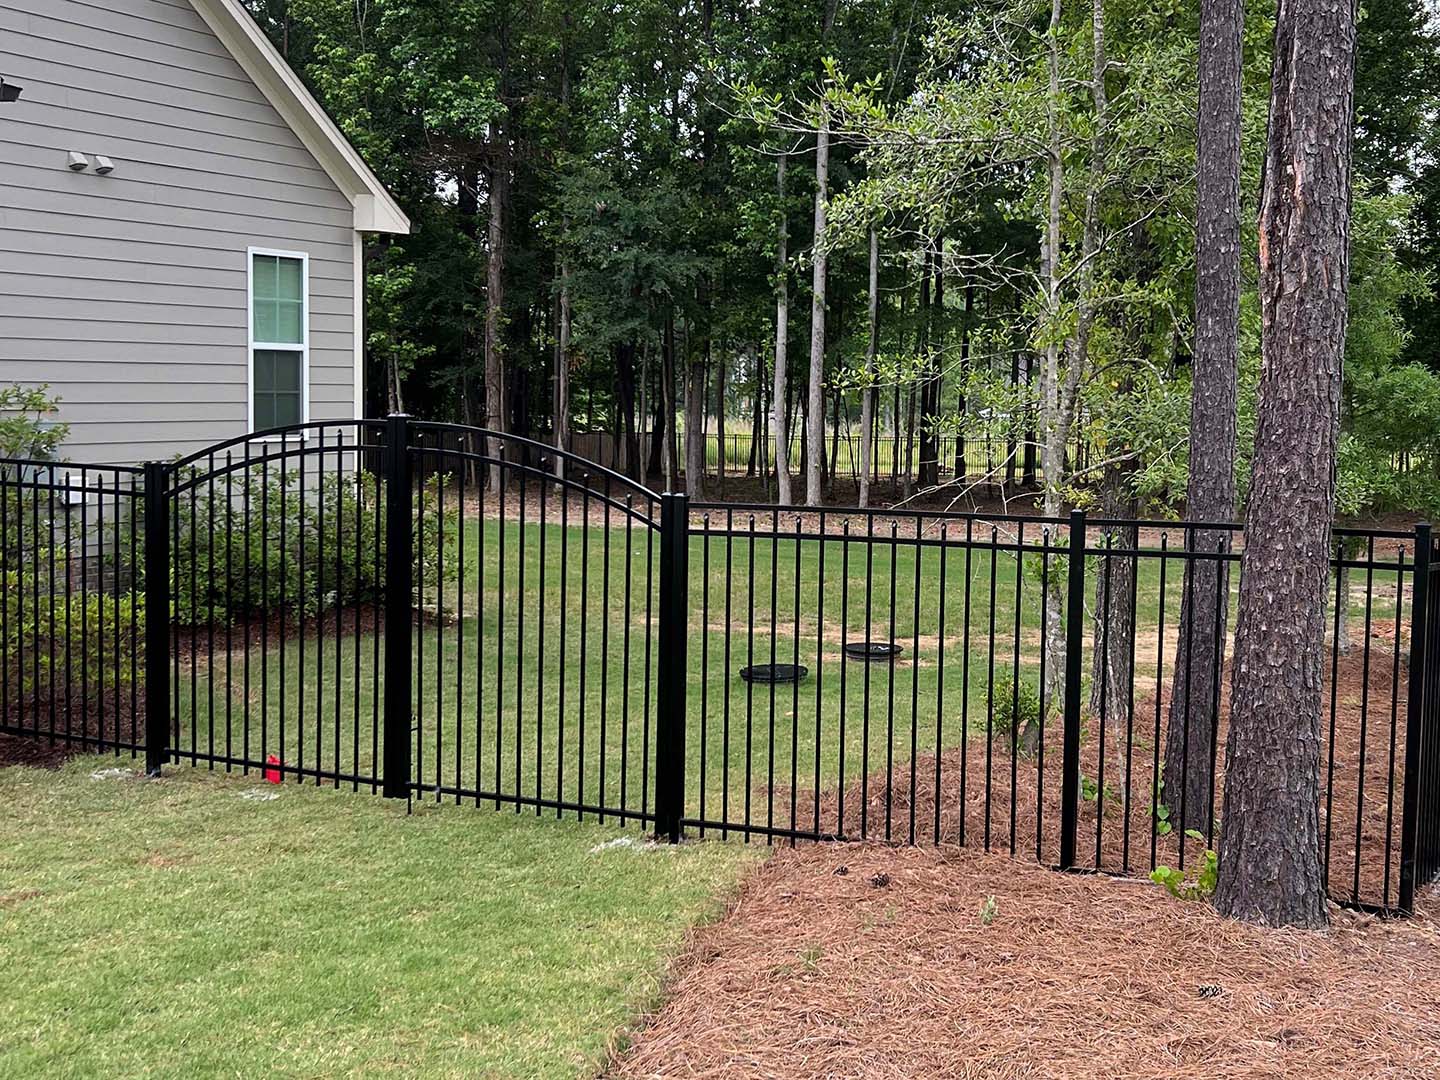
[0,0,359,465]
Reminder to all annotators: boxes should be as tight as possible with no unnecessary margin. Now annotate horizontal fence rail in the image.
[3,416,1439,916]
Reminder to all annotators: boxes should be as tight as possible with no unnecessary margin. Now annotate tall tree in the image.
[1164,0,1244,832]
[859,225,879,507]
[806,112,831,506]
[773,152,794,506]
[1214,0,1359,927]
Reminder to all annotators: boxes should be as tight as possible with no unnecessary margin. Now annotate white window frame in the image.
[246,246,311,437]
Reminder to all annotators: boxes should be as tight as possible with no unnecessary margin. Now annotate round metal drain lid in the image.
[739,663,809,684]
[843,641,904,662]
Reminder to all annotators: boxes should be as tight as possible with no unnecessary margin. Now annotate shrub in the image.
[1,554,144,697]
[990,669,1041,737]
[0,385,142,698]
[168,466,457,626]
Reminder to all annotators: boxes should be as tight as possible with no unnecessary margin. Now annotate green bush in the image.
[1,554,144,697]
[990,669,1041,737]
[169,466,457,626]
[1,385,143,697]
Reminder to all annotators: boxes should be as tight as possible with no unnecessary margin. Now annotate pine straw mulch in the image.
[611,842,1440,1079]
[762,648,1410,911]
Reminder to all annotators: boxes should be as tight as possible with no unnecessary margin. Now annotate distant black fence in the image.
[3,416,1438,915]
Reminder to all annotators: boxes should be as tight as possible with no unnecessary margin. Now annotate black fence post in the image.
[1399,521,1431,913]
[1059,507,1087,870]
[382,414,414,800]
[142,461,170,776]
[655,491,690,842]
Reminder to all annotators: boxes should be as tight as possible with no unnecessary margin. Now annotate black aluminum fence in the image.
[3,417,1439,915]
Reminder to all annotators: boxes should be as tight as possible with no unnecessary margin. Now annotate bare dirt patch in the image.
[612,844,1440,1079]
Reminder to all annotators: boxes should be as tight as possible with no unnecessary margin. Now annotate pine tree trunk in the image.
[686,348,706,496]
[662,310,680,490]
[1090,442,1139,723]
[554,259,571,482]
[1164,0,1243,834]
[1028,0,1067,751]
[1214,0,1357,928]
[749,344,762,479]
[773,153,793,506]
[805,116,830,507]
[860,227,879,508]
[714,348,727,494]
[615,342,640,482]
[484,134,509,495]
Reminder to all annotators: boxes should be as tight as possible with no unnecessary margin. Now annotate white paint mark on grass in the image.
[89,767,138,781]
[589,835,661,854]
[239,789,280,802]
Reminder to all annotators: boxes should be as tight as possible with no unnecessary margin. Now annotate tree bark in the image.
[955,273,973,477]
[1027,0,1068,752]
[1090,427,1139,723]
[484,131,509,494]
[805,114,830,506]
[686,347,707,496]
[1164,0,1244,834]
[1214,0,1357,928]
[615,342,640,482]
[773,152,793,506]
[714,346,727,494]
[860,226,879,507]
[662,310,680,490]
[554,259,571,482]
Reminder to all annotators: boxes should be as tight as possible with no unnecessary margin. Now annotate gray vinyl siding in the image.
[0,0,358,464]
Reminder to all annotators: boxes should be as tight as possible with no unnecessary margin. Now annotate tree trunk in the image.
[662,310,680,490]
[955,273,973,477]
[1214,0,1357,928]
[1026,0,1067,755]
[554,258,571,482]
[860,226,879,507]
[686,347,706,496]
[773,153,793,506]
[1090,435,1139,724]
[484,133,509,494]
[918,242,942,490]
[1164,0,1244,835]
[714,347,727,494]
[615,342,640,483]
[805,115,830,506]
[748,344,763,478]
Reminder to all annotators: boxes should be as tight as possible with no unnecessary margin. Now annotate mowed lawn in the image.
[172,509,1400,834]
[0,759,760,1078]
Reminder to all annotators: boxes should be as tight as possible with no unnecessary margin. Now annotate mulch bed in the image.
[757,648,1410,911]
[0,684,143,767]
[611,843,1440,1078]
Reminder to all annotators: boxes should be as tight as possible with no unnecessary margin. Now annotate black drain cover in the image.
[844,641,903,662]
[739,663,808,684]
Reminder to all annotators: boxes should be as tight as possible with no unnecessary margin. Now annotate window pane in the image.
[274,299,303,345]
[252,253,304,344]
[253,255,277,299]
[273,351,302,392]
[254,350,303,428]
[254,299,278,342]
[272,391,302,428]
[275,258,303,303]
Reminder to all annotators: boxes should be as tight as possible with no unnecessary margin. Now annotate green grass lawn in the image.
[0,759,761,1078]
[172,510,1402,838]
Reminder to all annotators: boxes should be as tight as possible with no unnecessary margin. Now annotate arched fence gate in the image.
[3,416,1439,914]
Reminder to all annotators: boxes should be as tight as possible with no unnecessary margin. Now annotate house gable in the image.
[0,0,393,460]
